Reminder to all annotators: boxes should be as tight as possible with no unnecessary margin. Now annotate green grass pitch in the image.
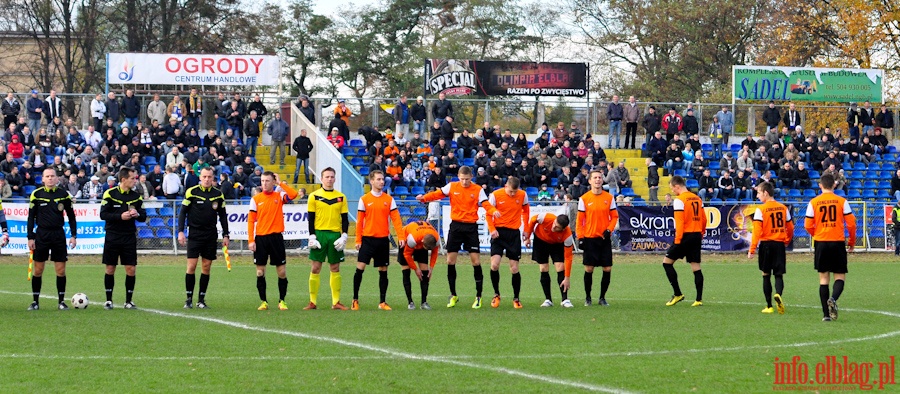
[1,253,898,393]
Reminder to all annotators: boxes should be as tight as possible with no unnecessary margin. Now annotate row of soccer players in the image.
[24,165,854,321]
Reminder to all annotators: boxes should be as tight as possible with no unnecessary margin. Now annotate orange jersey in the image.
[485,189,530,232]
[421,182,496,223]
[804,192,856,244]
[576,190,618,238]
[403,221,440,268]
[416,146,432,156]
[672,191,707,243]
[248,182,299,243]
[524,213,574,276]
[383,146,399,161]
[356,191,403,244]
[749,200,794,253]
[386,165,403,178]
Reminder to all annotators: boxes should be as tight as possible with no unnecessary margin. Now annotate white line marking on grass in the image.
[0,291,631,394]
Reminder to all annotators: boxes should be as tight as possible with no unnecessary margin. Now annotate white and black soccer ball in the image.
[71,293,89,309]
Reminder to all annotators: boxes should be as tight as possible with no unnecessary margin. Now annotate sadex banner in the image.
[617,204,759,252]
[425,59,588,97]
[733,66,883,103]
[107,53,281,86]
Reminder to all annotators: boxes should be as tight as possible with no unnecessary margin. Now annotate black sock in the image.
[763,276,773,307]
[584,272,593,299]
[774,275,784,295]
[421,271,430,303]
[402,269,413,304]
[540,271,551,300]
[512,272,521,299]
[819,284,830,317]
[557,271,567,300]
[378,270,388,303]
[198,274,209,302]
[693,270,703,301]
[600,271,611,299]
[104,274,114,302]
[490,269,500,296]
[185,273,196,302]
[278,277,288,302]
[663,264,681,296]
[57,276,66,303]
[32,275,41,303]
[447,265,457,296]
[125,275,135,303]
[832,279,844,301]
[353,268,364,300]
[474,265,483,298]
[257,275,267,302]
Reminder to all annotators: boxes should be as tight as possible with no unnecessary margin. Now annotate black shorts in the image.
[102,239,138,266]
[582,236,613,267]
[758,241,786,275]
[490,228,521,260]
[358,236,390,267]
[397,245,428,267]
[665,232,703,263]
[446,221,480,254]
[187,237,218,261]
[532,237,564,265]
[254,233,286,266]
[32,231,67,263]
[814,241,848,273]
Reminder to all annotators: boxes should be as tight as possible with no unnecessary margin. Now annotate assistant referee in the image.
[27,168,77,310]
[178,167,229,309]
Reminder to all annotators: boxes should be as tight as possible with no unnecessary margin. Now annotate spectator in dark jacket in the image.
[328,116,349,142]
[875,105,895,136]
[431,92,453,123]
[682,108,699,136]
[642,106,661,153]
[296,96,316,124]
[435,116,455,146]
[606,95,623,149]
[26,90,43,133]
[121,89,141,129]
[762,101,781,131]
[646,131,667,166]
[410,96,427,134]
[104,92,120,124]
[2,93,21,129]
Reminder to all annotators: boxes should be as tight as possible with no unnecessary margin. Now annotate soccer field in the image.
[1,253,898,393]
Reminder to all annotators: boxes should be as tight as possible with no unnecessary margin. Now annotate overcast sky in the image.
[310,0,376,17]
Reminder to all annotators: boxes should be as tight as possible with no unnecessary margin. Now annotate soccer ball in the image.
[71,293,89,309]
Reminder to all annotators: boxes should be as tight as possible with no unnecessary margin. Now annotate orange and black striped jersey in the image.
[805,192,856,244]
[576,190,618,238]
[356,191,403,244]
[524,213,574,276]
[672,191,706,244]
[248,182,299,243]
[421,182,496,223]
[749,200,793,253]
[485,189,529,232]
[402,221,440,268]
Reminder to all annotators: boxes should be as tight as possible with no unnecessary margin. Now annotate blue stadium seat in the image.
[871,219,886,229]
[527,141,534,149]
[148,218,165,227]
[23,185,36,196]
[888,146,897,153]
[138,228,154,238]
[808,170,820,179]
[159,207,174,217]
[398,207,412,216]
[701,144,712,151]
[620,188,635,197]
[848,190,861,199]
[730,144,741,151]
[725,198,737,203]
[358,167,370,176]
[394,186,409,196]
[853,162,866,171]
[350,157,365,166]
[155,229,173,238]
[864,181,878,189]
[834,189,847,197]
[866,172,880,180]
[802,189,816,198]
[450,177,459,182]
[673,169,687,177]
[788,189,801,197]
[883,162,896,171]
[880,171,893,179]
[342,148,355,156]
[550,178,559,187]
[412,207,427,216]
[709,198,723,204]
[525,187,539,197]
[462,158,475,167]
[848,181,862,189]
[848,171,862,179]
[410,186,425,195]
[450,141,457,148]
[136,221,147,227]
[882,153,897,162]
[868,163,881,171]
[144,208,158,216]
[166,218,177,227]
[686,179,699,189]
[35,175,42,185]
[862,190,876,199]
[143,156,157,166]
[709,162,720,170]
[870,228,885,238]
[348,139,365,147]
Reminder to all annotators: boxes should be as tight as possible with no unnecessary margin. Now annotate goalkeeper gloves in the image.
[334,233,349,251]
[308,234,322,249]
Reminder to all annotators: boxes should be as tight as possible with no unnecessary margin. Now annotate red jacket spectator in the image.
[8,136,24,159]
[661,110,683,138]
[327,132,345,149]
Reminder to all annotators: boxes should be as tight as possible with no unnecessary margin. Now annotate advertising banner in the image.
[425,60,588,97]
[617,204,758,252]
[220,204,310,241]
[885,205,895,251]
[440,204,569,252]
[4,203,105,255]
[108,53,281,86]
[733,66,883,102]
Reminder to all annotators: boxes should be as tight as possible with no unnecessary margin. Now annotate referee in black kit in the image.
[27,168,77,310]
[99,167,147,310]
[178,167,229,309]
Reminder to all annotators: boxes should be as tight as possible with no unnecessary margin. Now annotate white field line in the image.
[0,290,632,394]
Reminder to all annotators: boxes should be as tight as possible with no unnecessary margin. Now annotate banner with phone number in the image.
[3,203,105,255]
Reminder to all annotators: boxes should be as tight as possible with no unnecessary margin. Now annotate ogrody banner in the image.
[108,53,281,86]
[733,66,883,102]
[425,60,588,97]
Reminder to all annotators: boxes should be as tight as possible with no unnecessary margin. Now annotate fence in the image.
[3,198,891,255]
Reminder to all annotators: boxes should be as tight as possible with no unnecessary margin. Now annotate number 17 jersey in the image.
[672,191,706,244]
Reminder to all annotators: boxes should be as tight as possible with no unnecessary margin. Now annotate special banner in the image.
[617,204,759,252]
[425,59,588,97]
[733,66,883,103]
